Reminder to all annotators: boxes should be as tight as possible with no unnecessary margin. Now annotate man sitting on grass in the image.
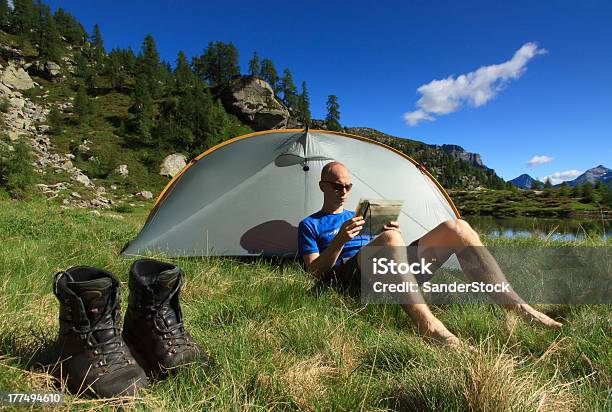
[298,161,561,348]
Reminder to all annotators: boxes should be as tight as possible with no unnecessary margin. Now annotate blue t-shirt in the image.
[298,210,372,266]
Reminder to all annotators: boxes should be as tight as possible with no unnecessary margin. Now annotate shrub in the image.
[0,97,9,113]
[0,135,36,198]
[113,203,134,213]
[21,87,43,99]
[601,185,612,208]
[47,107,64,135]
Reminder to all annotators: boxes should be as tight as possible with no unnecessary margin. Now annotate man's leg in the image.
[357,229,463,346]
[416,219,561,328]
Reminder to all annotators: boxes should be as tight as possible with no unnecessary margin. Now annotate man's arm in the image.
[303,216,365,279]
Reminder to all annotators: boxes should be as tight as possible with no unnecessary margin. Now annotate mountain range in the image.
[508,174,540,189]
[509,165,611,189]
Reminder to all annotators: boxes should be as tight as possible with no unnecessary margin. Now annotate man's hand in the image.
[383,221,401,232]
[334,216,366,244]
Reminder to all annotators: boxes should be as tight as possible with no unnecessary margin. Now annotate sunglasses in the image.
[321,181,353,192]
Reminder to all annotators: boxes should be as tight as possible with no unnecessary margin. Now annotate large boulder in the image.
[115,164,129,176]
[1,64,35,90]
[27,60,62,81]
[72,171,92,187]
[159,153,187,177]
[137,191,153,200]
[220,76,290,131]
[0,82,13,96]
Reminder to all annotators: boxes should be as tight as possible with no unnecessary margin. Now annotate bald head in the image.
[319,161,352,211]
[321,161,348,181]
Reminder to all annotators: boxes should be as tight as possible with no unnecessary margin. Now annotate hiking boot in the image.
[51,267,148,398]
[122,259,207,375]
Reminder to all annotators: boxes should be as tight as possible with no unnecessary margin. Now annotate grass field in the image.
[0,198,610,411]
[450,188,611,218]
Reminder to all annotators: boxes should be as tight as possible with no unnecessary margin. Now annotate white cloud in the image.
[527,155,554,167]
[538,169,582,185]
[403,109,435,126]
[404,42,547,126]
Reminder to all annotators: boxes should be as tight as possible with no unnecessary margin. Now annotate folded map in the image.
[355,199,404,237]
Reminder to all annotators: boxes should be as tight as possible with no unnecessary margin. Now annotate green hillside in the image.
[345,127,508,190]
[0,0,521,206]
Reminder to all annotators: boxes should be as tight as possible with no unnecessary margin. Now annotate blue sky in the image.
[44,0,611,183]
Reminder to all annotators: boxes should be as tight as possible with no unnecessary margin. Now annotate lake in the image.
[464,215,611,241]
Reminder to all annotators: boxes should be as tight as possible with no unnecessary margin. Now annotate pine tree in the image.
[91,23,106,67]
[582,182,595,203]
[38,4,61,61]
[0,0,10,31]
[248,51,260,77]
[158,60,173,87]
[193,41,240,87]
[544,177,553,189]
[530,180,542,190]
[137,34,162,97]
[122,47,137,75]
[325,95,342,131]
[75,52,95,91]
[73,86,94,124]
[129,75,155,145]
[559,181,570,196]
[259,58,279,94]
[156,95,193,150]
[106,48,125,90]
[54,8,87,45]
[0,136,34,199]
[280,68,298,110]
[11,0,37,36]
[298,80,311,124]
[175,50,194,93]
[542,177,554,197]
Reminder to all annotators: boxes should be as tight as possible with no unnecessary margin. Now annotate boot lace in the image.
[74,305,135,371]
[148,285,196,352]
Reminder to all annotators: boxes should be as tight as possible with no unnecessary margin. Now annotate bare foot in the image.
[425,326,461,346]
[509,304,562,329]
[417,319,473,351]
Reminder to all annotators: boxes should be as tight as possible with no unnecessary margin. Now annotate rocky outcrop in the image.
[0,44,25,65]
[159,153,187,177]
[26,60,63,81]
[310,119,328,130]
[1,63,35,90]
[220,76,291,131]
[0,63,113,208]
[436,144,486,169]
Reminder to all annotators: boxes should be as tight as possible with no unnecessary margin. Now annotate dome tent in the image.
[122,129,460,257]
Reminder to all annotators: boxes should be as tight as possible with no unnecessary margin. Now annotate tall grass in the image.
[0,198,609,411]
